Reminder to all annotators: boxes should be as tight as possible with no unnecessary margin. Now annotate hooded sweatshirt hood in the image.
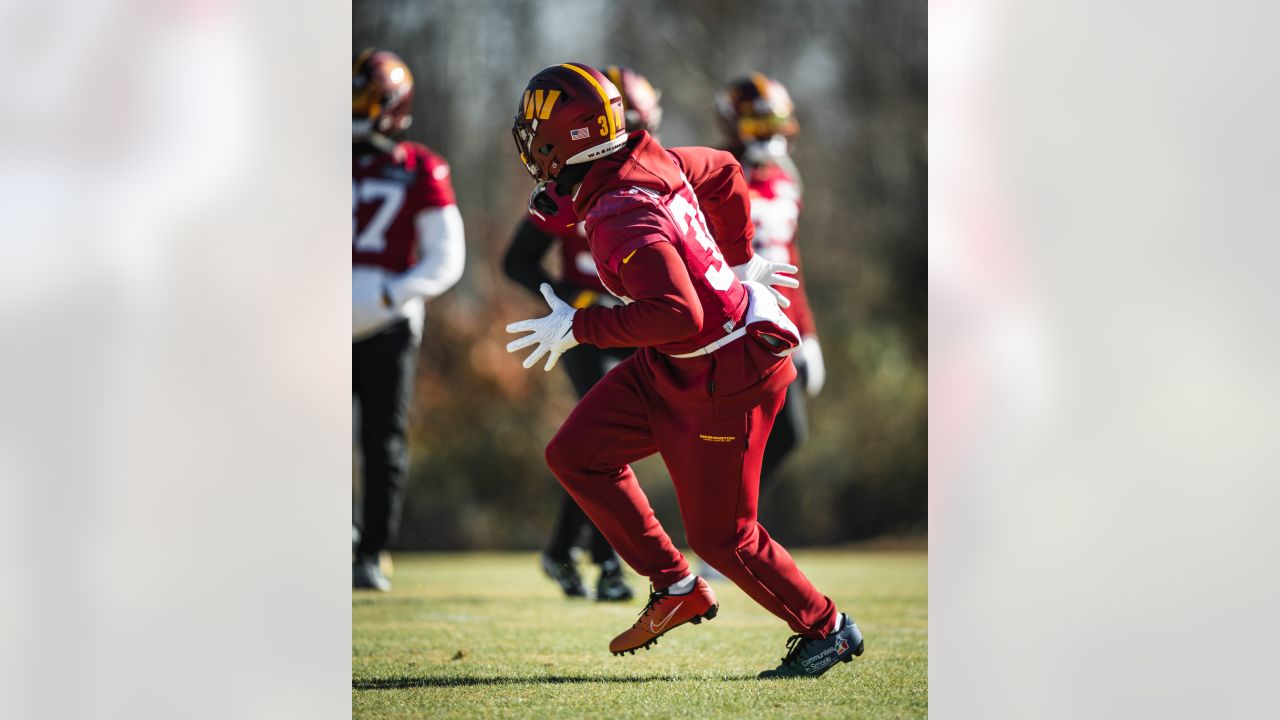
[572,130,683,218]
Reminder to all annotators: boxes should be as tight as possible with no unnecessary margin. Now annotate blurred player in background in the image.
[506,63,863,677]
[501,66,663,603]
[352,49,465,591]
[717,74,825,487]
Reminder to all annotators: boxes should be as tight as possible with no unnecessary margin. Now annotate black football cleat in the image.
[595,559,634,602]
[353,556,391,592]
[758,613,864,679]
[541,553,588,598]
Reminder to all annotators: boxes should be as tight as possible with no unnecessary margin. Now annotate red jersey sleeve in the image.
[668,147,755,266]
[585,192,672,275]
[572,242,703,348]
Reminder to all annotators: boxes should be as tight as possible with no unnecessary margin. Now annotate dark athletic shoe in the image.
[758,613,864,679]
[353,556,391,592]
[595,559,634,602]
[541,553,588,598]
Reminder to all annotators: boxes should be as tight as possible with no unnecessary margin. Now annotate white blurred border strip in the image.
[0,1,352,718]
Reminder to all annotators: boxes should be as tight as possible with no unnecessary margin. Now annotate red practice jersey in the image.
[352,141,456,272]
[579,178,746,358]
[744,161,817,337]
[572,131,795,418]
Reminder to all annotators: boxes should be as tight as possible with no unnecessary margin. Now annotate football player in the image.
[717,74,825,487]
[506,63,863,678]
[352,49,465,591]
[501,66,662,603]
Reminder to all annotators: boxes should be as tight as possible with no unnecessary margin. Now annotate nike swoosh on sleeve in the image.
[621,249,638,264]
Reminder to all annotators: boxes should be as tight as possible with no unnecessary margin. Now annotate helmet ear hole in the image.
[537,144,554,156]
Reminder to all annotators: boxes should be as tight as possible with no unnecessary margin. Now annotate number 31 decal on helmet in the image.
[511,63,629,183]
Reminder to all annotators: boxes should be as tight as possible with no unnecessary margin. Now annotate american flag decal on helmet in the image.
[570,127,590,140]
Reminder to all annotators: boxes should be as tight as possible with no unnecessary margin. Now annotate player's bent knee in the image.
[545,427,628,483]
[544,431,581,478]
[544,436,567,474]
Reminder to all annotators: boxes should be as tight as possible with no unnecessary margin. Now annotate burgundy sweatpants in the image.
[544,351,838,638]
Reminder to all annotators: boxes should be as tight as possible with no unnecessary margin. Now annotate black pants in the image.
[545,343,633,564]
[760,365,809,492]
[353,319,418,561]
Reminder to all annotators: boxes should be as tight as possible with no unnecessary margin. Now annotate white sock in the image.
[666,574,696,595]
[830,613,844,633]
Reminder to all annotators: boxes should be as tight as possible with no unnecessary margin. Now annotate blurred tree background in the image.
[353,0,926,550]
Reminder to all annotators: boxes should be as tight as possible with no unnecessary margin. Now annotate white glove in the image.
[732,253,799,308]
[797,336,826,397]
[505,283,580,371]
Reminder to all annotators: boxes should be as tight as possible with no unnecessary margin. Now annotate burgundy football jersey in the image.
[353,141,456,272]
[746,162,816,337]
[584,178,747,356]
[571,133,796,417]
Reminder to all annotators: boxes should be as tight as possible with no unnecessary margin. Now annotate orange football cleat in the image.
[609,577,719,655]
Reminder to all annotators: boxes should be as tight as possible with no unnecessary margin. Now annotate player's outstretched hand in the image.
[732,254,799,308]
[505,283,580,371]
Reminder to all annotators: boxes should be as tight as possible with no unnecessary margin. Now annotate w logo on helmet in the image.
[523,89,562,120]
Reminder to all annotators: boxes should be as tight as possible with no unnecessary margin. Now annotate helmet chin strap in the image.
[353,132,396,156]
[551,161,593,195]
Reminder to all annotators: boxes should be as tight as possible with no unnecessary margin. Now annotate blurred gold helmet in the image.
[353,48,414,139]
[716,73,798,149]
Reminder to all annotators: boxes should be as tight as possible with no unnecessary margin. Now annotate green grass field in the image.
[353,550,927,719]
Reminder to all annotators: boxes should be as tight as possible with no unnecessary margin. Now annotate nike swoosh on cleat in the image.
[648,601,684,633]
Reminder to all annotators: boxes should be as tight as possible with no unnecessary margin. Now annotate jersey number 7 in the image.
[353,178,406,253]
